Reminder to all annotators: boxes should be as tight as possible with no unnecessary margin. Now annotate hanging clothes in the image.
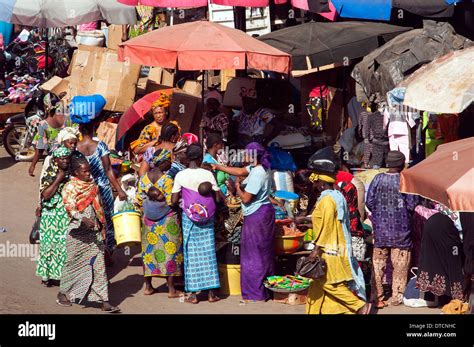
[387,107,417,164]
[423,112,444,157]
[437,114,459,144]
[359,111,389,168]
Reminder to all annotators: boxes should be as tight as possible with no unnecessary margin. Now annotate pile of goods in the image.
[1,74,41,104]
[264,275,310,292]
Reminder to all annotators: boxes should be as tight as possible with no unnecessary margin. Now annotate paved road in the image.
[0,147,441,314]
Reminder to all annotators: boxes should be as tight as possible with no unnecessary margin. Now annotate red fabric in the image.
[437,114,459,143]
[182,133,199,144]
[339,181,363,237]
[119,21,291,74]
[336,170,354,184]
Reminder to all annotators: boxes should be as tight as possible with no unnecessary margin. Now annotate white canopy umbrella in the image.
[398,46,474,114]
[0,0,137,27]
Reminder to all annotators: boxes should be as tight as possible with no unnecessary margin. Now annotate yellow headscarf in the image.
[152,93,171,109]
[309,173,336,184]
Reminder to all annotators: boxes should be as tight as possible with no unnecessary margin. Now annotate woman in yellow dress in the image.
[131,93,181,156]
[297,171,371,314]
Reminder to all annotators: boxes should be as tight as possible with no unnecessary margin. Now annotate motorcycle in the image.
[2,91,45,161]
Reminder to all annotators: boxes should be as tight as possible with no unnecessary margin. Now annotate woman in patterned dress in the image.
[29,93,72,177]
[131,93,181,156]
[135,149,184,298]
[36,146,71,287]
[76,121,127,255]
[171,144,222,304]
[57,155,119,313]
[416,206,469,303]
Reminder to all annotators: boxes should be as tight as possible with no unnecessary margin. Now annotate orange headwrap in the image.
[152,93,171,109]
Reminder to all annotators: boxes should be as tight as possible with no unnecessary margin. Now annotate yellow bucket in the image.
[218,263,241,296]
[112,211,141,248]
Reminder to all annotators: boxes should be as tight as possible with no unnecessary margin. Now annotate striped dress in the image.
[85,141,115,249]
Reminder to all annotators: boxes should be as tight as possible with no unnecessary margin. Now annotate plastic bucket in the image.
[112,211,141,247]
[274,190,299,215]
[218,263,241,296]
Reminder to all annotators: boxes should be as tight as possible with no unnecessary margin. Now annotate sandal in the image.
[56,293,72,307]
[375,301,386,309]
[101,302,121,313]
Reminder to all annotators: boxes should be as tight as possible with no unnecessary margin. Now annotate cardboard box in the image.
[182,80,202,98]
[148,67,175,87]
[68,45,141,113]
[220,69,236,91]
[96,121,118,150]
[107,25,124,51]
[40,76,70,98]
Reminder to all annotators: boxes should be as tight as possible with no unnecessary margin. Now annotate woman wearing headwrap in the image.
[57,155,120,313]
[29,93,73,177]
[295,171,370,314]
[131,93,181,155]
[73,100,128,257]
[135,148,184,298]
[200,90,229,142]
[39,127,80,182]
[138,122,181,177]
[212,142,276,303]
[36,146,71,287]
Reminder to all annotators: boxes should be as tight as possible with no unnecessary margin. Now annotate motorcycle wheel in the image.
[2,124,35,161]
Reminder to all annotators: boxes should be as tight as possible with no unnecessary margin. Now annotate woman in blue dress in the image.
[75,121,127,255]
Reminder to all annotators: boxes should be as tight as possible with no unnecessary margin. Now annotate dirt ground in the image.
[0,147,441,314]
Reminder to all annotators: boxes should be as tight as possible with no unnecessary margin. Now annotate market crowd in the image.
[29,89,472,315]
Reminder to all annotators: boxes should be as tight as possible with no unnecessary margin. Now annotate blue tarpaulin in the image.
[331,0,393,21]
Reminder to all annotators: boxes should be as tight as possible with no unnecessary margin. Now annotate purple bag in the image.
[182,188,216,224]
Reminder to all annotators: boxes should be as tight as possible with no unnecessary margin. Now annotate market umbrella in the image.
[257,21,411,76]
[400,137,474,212]
[0,0,137,77]
[0,0,137,27]
[118,20,291,73]
[351,21,472,104]
[116,88,173,143]
[396,46,474,114]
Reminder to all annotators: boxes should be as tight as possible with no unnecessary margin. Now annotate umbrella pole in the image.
[45,28,49,79]
[200,70,205,145]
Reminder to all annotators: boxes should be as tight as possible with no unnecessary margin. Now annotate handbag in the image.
[295,255,327,280]
[29,216,41,244]
[29,206,41,244]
